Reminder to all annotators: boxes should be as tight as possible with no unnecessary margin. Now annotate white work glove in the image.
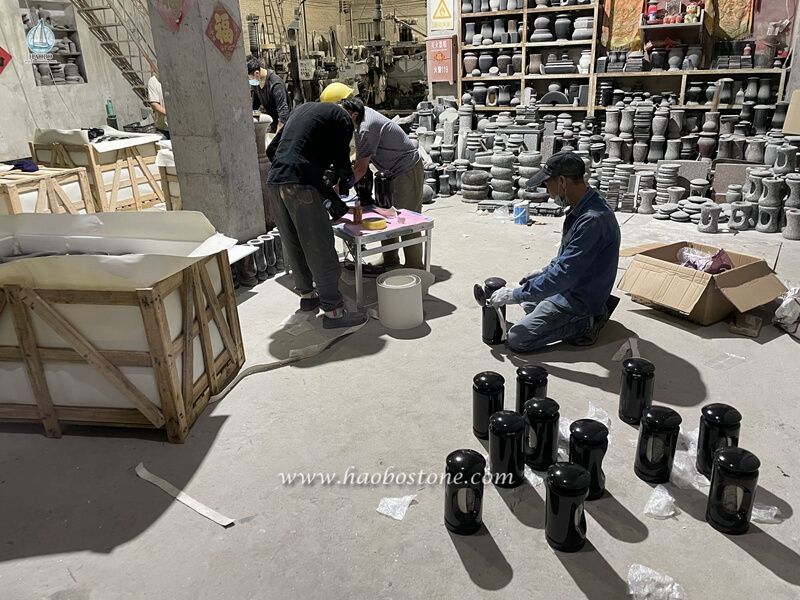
[519,268,544,285]
[489,287,518,308]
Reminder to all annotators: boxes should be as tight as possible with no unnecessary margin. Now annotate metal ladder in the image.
[262,0,287,49]
[70,0,158,104]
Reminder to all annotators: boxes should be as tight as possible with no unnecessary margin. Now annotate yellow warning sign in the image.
[431,0,453,30]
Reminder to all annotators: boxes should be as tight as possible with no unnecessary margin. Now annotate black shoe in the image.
[344,262,386,277]
[300,295,321,312]
[569,295,621,347]
[322,309,368,329]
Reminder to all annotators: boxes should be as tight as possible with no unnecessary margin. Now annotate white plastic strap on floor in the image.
[135,463,235,528]
[208,317,370,405]
[612,337,641,361]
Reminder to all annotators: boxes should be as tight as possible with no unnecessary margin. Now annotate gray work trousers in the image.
[266,183,344,311]
[381,158,424,269]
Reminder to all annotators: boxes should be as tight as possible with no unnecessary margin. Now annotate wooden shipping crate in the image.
[158,165,182,211]
[0,213,244,443]
[0,167,94,214]
[29,138,166,212]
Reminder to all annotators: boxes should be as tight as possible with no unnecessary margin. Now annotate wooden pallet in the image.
[0,251,244,443]
[29,140,166,212]
[0,167,94,214]
[158,166,182,211]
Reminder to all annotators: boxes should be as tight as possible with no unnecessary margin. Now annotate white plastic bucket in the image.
[376,273,424,330]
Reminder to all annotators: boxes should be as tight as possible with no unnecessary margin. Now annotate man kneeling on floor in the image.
[489,151,621,351]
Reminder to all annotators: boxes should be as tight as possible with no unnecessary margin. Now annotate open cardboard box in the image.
[618,241,787,326]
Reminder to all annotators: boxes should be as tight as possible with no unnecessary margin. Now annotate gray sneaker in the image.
[322,308,368,329]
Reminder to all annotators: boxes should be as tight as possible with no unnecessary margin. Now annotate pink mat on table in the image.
[334,209,432,237]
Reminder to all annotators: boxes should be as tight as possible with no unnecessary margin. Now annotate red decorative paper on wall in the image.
[426,37,455,84]
[205,2,241,61]
[0,46,11,78]
[150,0,197,32]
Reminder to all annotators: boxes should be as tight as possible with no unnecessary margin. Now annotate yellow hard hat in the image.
[321,82,354,103]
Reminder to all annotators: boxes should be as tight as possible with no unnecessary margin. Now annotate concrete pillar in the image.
[149,0,265,241]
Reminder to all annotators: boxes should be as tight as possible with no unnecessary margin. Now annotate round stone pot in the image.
[726,184,743,204]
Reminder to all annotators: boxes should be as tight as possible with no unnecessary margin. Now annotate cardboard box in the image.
[783,90,800,136]
[618,241,787,326]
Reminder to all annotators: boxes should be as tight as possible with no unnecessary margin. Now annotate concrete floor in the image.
[1,197,799,600]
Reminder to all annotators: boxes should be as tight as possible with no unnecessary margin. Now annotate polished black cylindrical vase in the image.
[374,171,394,209]
[444,449,487,535]
[546,462,591,552]
[473,371,505,439]
[523,397,560,471]
[515,364,548,414]
[706,447,760,535]
[489,410,526,488]
[634,406,682,483]
[619,358,655,425]
[696,403,742,478]
[482,277,507,345]
[569,419,609,500]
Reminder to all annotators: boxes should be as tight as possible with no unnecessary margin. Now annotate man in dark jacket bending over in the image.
[266,102,367,328]
[489,152,621,351]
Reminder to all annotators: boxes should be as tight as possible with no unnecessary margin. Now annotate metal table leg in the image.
[355,238,364,308]
[424,229,432,271]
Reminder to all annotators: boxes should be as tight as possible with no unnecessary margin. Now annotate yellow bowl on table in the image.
[362,217,387,230]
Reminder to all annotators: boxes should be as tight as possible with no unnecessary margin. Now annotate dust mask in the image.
[552,179,569,208]
[249,79,260,86]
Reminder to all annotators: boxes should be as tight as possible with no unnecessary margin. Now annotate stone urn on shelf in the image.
[465,22,477,42]
[667,46,684,71]
[757,78,772,104]
[554,14,572,40]
[464,52,479,76]
[528,53,543,75]
[512,50,523,74]
[472,82,489,105]
[479,51,494,74]
[492,18,506,42]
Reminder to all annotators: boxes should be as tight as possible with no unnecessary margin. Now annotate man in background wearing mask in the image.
[247,55,291,132]
[488,151,621,352]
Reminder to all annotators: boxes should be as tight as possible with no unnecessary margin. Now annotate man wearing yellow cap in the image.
[320,83,424,271]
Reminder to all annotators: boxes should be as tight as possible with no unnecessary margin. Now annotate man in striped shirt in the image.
[337,96,425,271]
